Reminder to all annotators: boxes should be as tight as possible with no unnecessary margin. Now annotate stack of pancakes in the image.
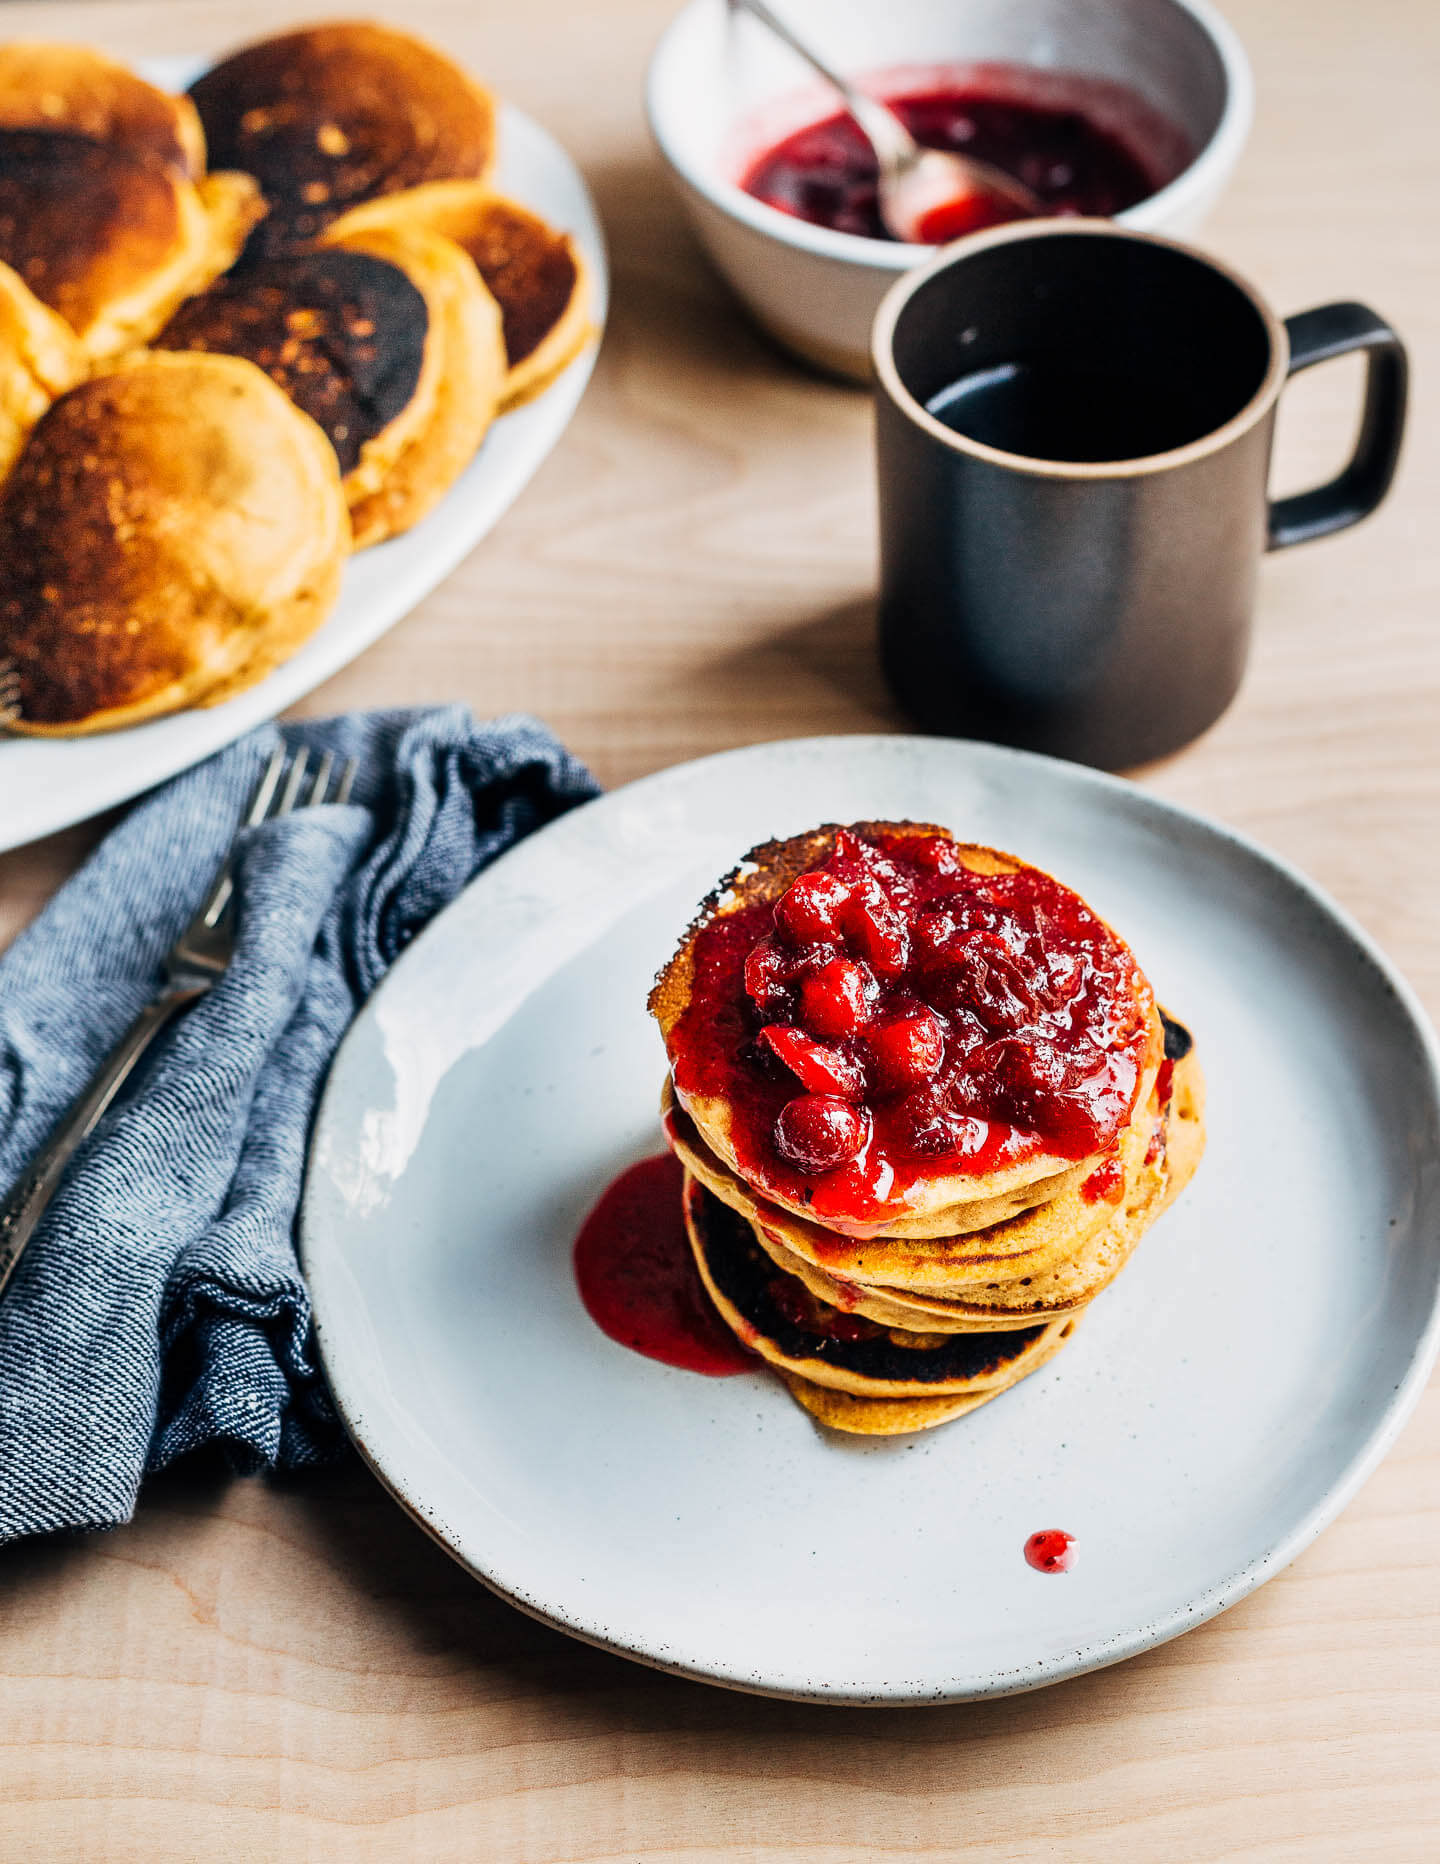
[0,22,592,735]
[650,822,1206,1436]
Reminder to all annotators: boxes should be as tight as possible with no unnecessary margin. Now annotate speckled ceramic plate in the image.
[0,58,607,855]
[300,735,1440,1702]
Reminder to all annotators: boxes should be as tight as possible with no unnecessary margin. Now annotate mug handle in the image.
[1267,302,1408,550]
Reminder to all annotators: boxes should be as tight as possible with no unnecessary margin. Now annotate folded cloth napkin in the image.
[0,707,598,1544]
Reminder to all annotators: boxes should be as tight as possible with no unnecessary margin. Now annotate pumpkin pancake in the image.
[155,245,436,512]
[326,182,591,408]
[665,1072,1155,1290]
[0,129,262,358]
[320,221,505,546]
[188,22,496,259]
[776,1326,1077,1433]
[684,1172,1075,1401]
[743,1043,1204,1330]
[0,351,348,735]
[664,1076,1092,1240]
[0,259,86,482]
[776,1375,994,1436]
[0,41,205,176]
[651,822,1161,1240]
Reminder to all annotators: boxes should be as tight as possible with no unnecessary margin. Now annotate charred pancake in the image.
[155,246,433,506]
[0,42,205,175]
[188,22,496,258]
[0,258,85,481]
[320,221,505,546]
[326,182,591,408]
[684,1172,1074,1401]
[651,822,1161,1240]
[0,129,262,357]
[0,351,347,735]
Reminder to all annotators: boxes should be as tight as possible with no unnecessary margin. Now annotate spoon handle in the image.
[729,0,918,173]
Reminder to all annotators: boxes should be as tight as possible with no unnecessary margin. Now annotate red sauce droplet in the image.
[573,1153,755,1375]
[1079,1154,1125,1203]
[741,81,1170,243]
[1024,1529,1075,1573]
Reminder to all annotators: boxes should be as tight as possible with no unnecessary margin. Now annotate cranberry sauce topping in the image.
[573,1153,755,1375]
[1079,1154,1125,1205]
[741,83,1164,244]
[1024,1529,1075,1573]
[669,829,1152,1224]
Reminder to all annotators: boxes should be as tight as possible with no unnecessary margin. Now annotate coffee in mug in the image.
[872,221,1408,767]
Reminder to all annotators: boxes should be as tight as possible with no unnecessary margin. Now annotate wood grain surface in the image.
[1,0,1437,1857]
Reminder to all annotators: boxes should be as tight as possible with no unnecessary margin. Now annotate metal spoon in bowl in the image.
[732,0,1043,242]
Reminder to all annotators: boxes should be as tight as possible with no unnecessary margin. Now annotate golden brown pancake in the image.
[0,258,86,482]
[651,821,1162,1239]
[0,351,348,735]
[776,1374,994,1435]
[155,245,434,505]
[684,1172,1075,1401]
[0,41,206,175]
[0,129,262,358]
[320,221,505,547]
[188,22,496,258]
[326,182,591,408]
[665,1074,1155,1289]
[743,1045,1204,1329]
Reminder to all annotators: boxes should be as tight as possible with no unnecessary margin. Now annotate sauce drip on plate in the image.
[1024,1529,1075,1573]
[573,1152,755,1375]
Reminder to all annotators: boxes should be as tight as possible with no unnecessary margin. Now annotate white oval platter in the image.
[0,58,607,854]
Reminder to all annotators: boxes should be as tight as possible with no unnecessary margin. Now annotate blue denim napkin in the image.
[0,707,598,1543]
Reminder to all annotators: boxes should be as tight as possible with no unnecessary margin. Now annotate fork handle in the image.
[0,988,203,1299]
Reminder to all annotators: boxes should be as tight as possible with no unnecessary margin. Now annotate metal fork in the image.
[0,657,21,730]
[0,742,357,1299]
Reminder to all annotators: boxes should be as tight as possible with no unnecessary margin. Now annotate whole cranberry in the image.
[892,1086,984,1160]
[799,955,876,1039]
[911,909,959,967]
[759,1024,865,1099]
[774,870,850,946]
[774,1095,869,1173]
[842,880,911,977]
[905,834,965,875]
[890,1083,959,1157]
[743,935,790,1011]
[866,1006,946,1094]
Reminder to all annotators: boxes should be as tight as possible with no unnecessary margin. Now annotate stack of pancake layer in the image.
[0,22,592,736]
[650,821,1205,1435]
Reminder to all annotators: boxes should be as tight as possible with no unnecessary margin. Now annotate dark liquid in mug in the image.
[924,361,1221,463]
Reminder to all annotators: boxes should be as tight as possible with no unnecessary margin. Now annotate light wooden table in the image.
[2,1,1438,1856]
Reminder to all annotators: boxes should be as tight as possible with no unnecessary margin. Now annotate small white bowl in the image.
[647,0,1254,380]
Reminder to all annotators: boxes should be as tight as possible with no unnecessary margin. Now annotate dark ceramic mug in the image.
[872,221,1408,768]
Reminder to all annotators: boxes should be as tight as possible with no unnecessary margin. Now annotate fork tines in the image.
[194,744,359,931]
[0,656,21,728]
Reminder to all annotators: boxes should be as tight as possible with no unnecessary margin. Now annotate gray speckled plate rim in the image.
[300,733,1440,1704]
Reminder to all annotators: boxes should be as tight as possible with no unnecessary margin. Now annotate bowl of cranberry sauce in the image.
[647,0,1252,379]
[739,71,1175,244]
